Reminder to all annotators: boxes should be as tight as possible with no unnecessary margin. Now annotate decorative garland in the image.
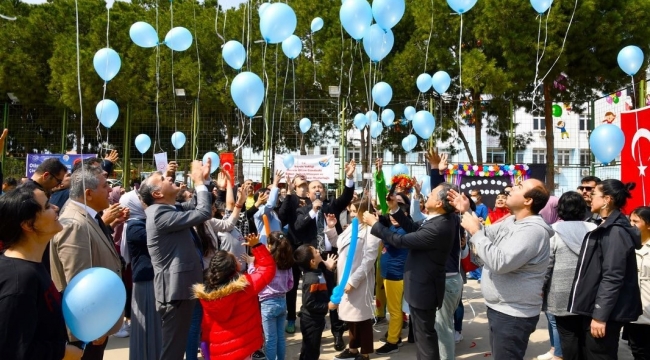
[443,164,530,177]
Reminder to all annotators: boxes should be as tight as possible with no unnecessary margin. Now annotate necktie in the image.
[94,212,113,242]
[316,211,325,253]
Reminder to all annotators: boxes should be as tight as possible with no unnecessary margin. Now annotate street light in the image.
[329,86,346,193]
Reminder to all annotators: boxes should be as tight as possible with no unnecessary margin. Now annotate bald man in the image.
[449,179,554,360]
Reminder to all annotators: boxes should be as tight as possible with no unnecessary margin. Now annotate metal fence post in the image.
[61,108,67,154]
[639,80,646,109]
[192,99,199,160]
[2,103,7,174]
[589,100,595,176]
[123,102,131,187]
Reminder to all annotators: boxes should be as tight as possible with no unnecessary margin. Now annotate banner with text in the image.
[26,154,97,177]
[274,154,336,184]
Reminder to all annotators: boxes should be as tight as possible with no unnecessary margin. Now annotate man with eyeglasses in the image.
[578,176,602,224]
[29,158,68,197]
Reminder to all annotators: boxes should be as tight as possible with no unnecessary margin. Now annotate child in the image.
[294,244,338,360]
[193,234,276,360]
[248,231,294,360]
[556,120,569,139]
[602,111,616,124]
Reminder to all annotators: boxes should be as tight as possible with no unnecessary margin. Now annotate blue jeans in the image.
[185,301,203,360]
[487,307,539,360]
[262,297,287,360]
[454,295,464,332]
[546,312,563,357]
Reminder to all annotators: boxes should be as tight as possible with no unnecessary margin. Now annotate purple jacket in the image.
[248,266,294,302]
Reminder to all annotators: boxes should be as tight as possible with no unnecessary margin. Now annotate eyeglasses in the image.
[51,173,63,186]
[578,186,594,192]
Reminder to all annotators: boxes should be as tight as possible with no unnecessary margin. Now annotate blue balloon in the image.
[165,27,193,52]
[372,0,405,30]
[299,118,312,133]
[259,3,297,44]
[283,154,295,169]
[331,218,359,305]
[362,24,394,62]
[134,134,151,154]
[372,82,393,107]
[404,106,416,121]
[402,134,417,152]
[370,121,383,138]
[617,45,644,76]
[231,72,265,117]
[420,175,431,195]
[366,110,378,122]
[446,0,478,14]
[171,131,186,150]
[413,110,436,139]
[530,0,553,13]
[392,163,408,176]
[129,22,158,48]
[93,48,121,82]
[431,71,451,94]
[222,40,247,70]
[282,35,302,60]
[62,267,126,342]
[381,109,395,126]
[202,152,220,173]
[258,2,270,16]
[416,73,432,93]
[590,124,625,164]
[311,17,324,33]
[354,113,369,129]
[340,0,373,40]
[96,99,119,128]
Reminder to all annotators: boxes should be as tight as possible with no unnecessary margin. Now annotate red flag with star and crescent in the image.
[621,107,650,211]
[220,152,235,182]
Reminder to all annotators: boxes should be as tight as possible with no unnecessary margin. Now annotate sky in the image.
[19,0,247,9]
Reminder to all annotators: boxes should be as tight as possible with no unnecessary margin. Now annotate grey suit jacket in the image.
[145,190,212,303]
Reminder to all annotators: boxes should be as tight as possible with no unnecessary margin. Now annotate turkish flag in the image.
[620,107,650,211]
[220,152,235,182]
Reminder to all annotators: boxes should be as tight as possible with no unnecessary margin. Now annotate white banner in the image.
[275,154,336,184]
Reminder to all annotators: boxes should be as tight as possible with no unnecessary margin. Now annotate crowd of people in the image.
[0,122,649,360]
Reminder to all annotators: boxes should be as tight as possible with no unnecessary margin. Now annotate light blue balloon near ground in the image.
[366,110,378,122]
[222,40,247,70]
[404,106,416,121]
[130,22,158,48]
[282,35,302,59]
[259,3,297,44]
[311,17,324,33]
[372,82,393,107]
[331,218,359,305]
[96,99,119,128]
[362,24,394,62]
[381,109,395,126]
[617,45,644,76]
[340,0,373,40]
[402,134,417,152]
[530,0,553,14]
[392,163,408,176]
[165,27,193,52]
[370,121,383,138]
[283,154,295,169]
[416,73,432,92]
[413,110,436,139]
[134,134,151,154]
[590,124,625,164]
[371,0,405,30]
[62,267,126,343]
[231,72,265,117]
[202,152,220,173]
[354,113,368,129]
[171,131,186,150]
[299,118,312,133]
[431,71,451,94]
[93,48,121,82]
[446,0,478,14]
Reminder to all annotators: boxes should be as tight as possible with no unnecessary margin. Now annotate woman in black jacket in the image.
[565,179,642,359]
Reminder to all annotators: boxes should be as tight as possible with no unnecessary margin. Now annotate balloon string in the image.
[423,0,435,72]
[240,0,246,70]
[154,1,163,153]
[278,58,290,146]
[246,0,251,70]
[531,7,551,115]
[456,14,463,137]
[270,45,278,156]
[359,45,370,111]
[338,23,345,108]
[170,0,177,162]
[631,78,646,205]
[292,59,296,123]
[193,2,201,159]
[346,40,356,103]
[218,8,229,92]
[311,31,318,87]
[97,8,111,156]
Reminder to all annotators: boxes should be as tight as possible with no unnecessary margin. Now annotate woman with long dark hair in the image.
[628,206,650,359]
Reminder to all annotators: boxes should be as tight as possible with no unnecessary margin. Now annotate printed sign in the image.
[154,152,168,172]
[26,154,97,177]
[274,154,336,183]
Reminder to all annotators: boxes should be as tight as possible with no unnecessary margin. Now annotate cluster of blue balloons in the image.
[129,22,194,52]
[590,124,625,164]
[171,131,186,150]
[417,71,452,94]
[617,45,645,76]
[93,48,122,128]
[134,134,151,154]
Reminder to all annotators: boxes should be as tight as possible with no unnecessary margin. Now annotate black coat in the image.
[371,210,456,310]
[278,194,310,249]
[568,209,642,322]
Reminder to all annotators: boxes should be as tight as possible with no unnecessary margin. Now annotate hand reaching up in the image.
[243,234,260,247]
[325,213,337,229]
[323,253,338,271]
[447,189,470,213]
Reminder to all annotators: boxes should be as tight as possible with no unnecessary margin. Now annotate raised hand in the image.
[461,211,481,235]
[325,213,337,228]
[105,149,119,164]
[447,188,470,213]
[101,203,122,225]
[345,159,357,179]
[190,160,205,184]
[236,184,251,206]
[216,172,228,190]
[362,210,379,227]
[413,177,422,197]
[0,129,8,156]
[323,253,338,271]
[425,148,441,169]
[255,192,269,207]
[166,161,179,178]
[241,253,255,265]
[438,153,449,174]
[243,234,260,247]
[286,174,294,193]
[375,158,383,172]
[273,170,284,186]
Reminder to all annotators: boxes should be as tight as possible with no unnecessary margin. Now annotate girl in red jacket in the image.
[193,234,276,360]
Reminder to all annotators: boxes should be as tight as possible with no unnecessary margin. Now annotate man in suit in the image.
[363,182,458,360]
[139,159,213,360]
[293,159,357,351]
[50,165,125,360]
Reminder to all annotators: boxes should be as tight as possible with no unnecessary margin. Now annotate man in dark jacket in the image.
[578,175,601,224]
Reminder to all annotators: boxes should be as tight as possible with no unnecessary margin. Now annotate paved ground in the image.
[105,280,634,359]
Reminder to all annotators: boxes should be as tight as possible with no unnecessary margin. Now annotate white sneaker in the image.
[537,352,553,360]
[454,331,463,343]
[112,321,130,338]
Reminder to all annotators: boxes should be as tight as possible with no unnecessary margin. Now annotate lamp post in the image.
[329,86,346,193]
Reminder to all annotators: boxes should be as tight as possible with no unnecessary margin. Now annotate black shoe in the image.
[379,336,403,347]
[334,333,346,351]
[373,316,387,326]
[334,349,358,360]
[376,342,400,355]
[252,350,266,359]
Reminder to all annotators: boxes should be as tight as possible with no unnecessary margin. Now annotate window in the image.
[533,116,546,130]
[532,149,546,164]
[418,152,426,164]
[319,146,328,155]
[306,147,315,155]
[394,153,407,164]
[556,149,571,166]
[348,147,360,162]
[332,147,340,158]
[580,149,591,166]
[579,114,589,131]
[516,151,525,164]
[486,148,506,163]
